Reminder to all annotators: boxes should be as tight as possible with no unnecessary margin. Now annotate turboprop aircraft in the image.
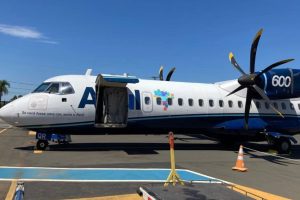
[0,29,299,153]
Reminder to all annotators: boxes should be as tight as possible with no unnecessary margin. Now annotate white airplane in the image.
[0,29,299,153]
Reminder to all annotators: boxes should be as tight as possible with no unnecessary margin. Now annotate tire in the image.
[276,138,291,154]
[36,140,48,150]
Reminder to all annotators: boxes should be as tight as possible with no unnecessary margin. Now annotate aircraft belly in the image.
[19,103,299,139]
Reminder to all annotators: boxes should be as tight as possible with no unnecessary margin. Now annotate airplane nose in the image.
[0,103,16,124]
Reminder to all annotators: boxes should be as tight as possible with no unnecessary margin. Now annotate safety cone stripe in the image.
[232,145,247,172]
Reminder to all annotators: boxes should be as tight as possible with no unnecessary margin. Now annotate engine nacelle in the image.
[256,68,300,99]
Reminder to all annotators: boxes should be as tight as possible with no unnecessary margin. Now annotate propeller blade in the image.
[250,29,263,73]
[159,66,164,81]
[226,85,246,97]
[244,88,253,129]
[252,85,284,118]
[255,59,294,78]
[229,52,246,75]
[166,67,176,81]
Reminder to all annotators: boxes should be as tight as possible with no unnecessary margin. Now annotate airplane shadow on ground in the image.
[242,142,300,166]
[15,136,300,165]
[16,142,235,155]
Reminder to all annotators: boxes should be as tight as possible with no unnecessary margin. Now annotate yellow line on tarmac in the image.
[228,184,290,200]
[64,193,141,200]
[28,131,36,136]
[0,129,7,134]
[34,150,43,154]
[268,149,278,154]
[5,180,17,200]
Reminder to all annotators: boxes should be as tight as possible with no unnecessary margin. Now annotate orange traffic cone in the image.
[232,145,248,172]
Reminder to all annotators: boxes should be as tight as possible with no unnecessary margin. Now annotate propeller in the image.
[158,66,176,81]
[159,66,164,81]
[227,29,294,129]
[166,67,176,81]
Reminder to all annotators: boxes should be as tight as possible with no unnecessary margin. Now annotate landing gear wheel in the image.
[276,138,291,154]
[36,140,48,150]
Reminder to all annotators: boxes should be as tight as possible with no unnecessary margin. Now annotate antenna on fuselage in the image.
[85,69,93,76]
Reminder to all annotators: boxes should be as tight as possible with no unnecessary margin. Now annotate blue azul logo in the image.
[78,87,141,110]
[78,87,96,108]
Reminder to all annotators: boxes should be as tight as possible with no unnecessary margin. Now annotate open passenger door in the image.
[95,74,139,128]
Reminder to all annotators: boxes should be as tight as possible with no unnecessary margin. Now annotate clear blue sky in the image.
[1,0,300,100]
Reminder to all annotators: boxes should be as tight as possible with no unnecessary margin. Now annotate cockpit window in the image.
[60,82,75,94]
[32,82,75,95]
[46,83,60,94]
[33,83,51,93]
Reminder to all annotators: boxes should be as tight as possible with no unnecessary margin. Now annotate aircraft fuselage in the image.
[0,73,299,142]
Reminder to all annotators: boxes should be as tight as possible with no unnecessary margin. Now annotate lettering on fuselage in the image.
[272,75,291,87]
[78,87,96,108]
[78,87,141,110]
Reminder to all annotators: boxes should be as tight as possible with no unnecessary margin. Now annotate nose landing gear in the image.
[35,132,72,150]
[36,140,49,150]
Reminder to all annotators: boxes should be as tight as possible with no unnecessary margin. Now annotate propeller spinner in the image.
[227,29,294,129]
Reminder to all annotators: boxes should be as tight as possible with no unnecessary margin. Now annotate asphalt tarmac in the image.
[0,119,299,199]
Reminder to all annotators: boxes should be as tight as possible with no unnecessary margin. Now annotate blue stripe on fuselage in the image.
[18,113,300,132]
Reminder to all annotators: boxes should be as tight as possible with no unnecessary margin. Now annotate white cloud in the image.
[0,24,58,44]
[0,24,43,39]
[39,40,59,45]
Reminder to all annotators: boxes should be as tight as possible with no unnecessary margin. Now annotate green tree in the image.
[0,80,10,103]
[10,95,18,102]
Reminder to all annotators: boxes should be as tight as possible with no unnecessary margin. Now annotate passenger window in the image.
[178,98,183,106]
[168,98,173,105]
[298,104,300,110]
[198,99,203,107]
[46,83,60,94]
[219,100,224,107]
[209,99,214,107]
[273,102,278,109]
[228,100,233,108]
[290,103,294,110]
[145,97,150,105]
[60,82,75,94]
[238,101,243,108]
[265,102,269,109]
[156,97,162,105]
[188,98,194,106]
[281,102,286,110]
[255,101,260,109]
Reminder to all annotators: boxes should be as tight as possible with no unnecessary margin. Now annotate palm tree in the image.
[0,80,10,103]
